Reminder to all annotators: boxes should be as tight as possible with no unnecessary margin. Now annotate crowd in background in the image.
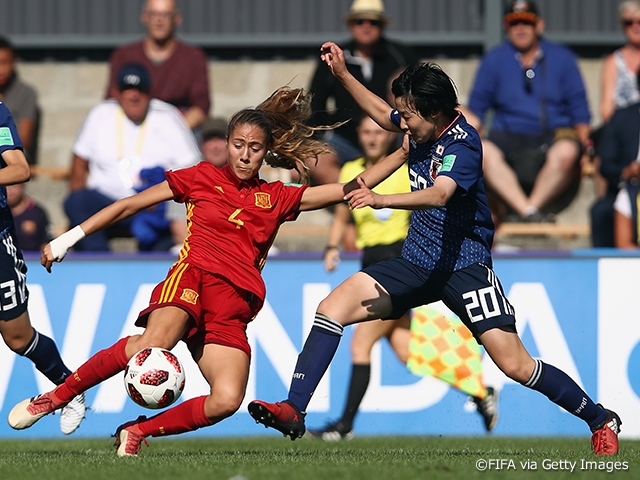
[3,0,640,252]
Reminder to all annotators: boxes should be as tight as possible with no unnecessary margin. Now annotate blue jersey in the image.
[390,110,494,271]
[0,102,24,237]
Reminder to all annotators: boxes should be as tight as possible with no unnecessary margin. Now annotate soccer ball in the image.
[124,347,186,409]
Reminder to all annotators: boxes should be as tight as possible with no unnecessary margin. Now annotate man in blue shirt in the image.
[248,41,621,456]
[467,0,591,222]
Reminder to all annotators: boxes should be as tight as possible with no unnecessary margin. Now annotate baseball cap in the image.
[344,0,390,25]
[200,117,228,142]
[117,63,152,93]
[504,0,539,25]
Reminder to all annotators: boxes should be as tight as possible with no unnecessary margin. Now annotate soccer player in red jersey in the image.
[7,86,407,456]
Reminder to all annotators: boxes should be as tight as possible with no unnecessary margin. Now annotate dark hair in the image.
[227,87,338,184]
[0,36,14,53]
[391,62,459,119]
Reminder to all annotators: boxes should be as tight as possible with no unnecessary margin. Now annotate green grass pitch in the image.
[1,436,638,480]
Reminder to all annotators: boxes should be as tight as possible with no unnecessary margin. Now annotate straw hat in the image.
[344,0,390,25]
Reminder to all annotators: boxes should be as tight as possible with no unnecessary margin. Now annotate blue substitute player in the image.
[249,42,621,456]
[0,102,86,434]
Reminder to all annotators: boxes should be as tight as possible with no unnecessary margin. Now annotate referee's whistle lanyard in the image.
[116,106,148,189]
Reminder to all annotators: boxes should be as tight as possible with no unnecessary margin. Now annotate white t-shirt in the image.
[73,98,201,200]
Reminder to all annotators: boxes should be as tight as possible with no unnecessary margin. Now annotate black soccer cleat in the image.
[248,399,306,440]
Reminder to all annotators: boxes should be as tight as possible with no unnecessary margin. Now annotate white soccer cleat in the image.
[8,393,56,430]
[60,393,86,435]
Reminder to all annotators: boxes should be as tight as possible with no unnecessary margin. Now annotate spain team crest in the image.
[254,192,272,208]
[180,288,199,305]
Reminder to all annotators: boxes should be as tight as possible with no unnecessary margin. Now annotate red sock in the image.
[52,337,130,404]
[137,396,213,437]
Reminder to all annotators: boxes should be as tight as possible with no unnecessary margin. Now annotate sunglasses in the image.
[622,18,640,27]
[508,19,536,27]
[351,19,384,27]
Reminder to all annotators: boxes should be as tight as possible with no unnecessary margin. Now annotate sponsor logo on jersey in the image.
[180,288,199,305]
[0,127,14,146]
[254,192,272,208]
[441,154,457,172]
[215,186,224,193]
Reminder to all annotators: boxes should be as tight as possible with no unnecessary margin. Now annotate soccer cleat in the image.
[7,393,57,430]
[591,406,621,456]
[307,420,355,441]
[60,393,86,435]
[248,399,306,440]
[114,416,149,457]
[472,387,499,432]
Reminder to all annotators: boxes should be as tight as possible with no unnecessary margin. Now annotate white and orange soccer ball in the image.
[124,347,186,409]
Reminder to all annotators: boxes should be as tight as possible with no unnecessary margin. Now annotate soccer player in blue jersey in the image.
[249,42,621,456]
[0,102,85,434]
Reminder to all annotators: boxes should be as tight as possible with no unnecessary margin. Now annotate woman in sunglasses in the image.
[600,1,640,123]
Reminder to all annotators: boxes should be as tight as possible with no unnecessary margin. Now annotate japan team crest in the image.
[254,192,272,208]
[429,156,443,181]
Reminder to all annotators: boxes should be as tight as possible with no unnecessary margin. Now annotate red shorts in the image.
[137,262,259,358]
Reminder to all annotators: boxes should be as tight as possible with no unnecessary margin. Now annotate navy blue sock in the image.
[524,359,607,431]
[19,330,72,385]
[287,313,344,412]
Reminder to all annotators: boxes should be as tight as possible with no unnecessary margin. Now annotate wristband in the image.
[324,245,339,253]
[50,225,86,260]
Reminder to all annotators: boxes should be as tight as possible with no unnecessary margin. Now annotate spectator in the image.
[0,36,40,165]
[600,1,640,124]
[308,0,418,184]
[590,1,640,247]
[7,183,52,252]
[308,116,498,441]
[199,117,228,167]
[65,63,201,252]
[467,0,591,223]
[592,70,640,248]
[106,0,210,130]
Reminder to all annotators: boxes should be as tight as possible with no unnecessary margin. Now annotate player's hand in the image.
[41,243,61,273]
[345,177,382,210]
[323,247,340,272]
[320,42,347,79]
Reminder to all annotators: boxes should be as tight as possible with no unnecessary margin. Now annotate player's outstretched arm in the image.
[320,42,401,133]
[41,181,175,272]
[346,175,457,211]
[299,136,409,212]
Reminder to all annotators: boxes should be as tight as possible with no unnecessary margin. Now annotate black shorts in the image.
[363,257,516,342]
[0,231,29,321]
[488,129,581,194]
[361,240,404,269]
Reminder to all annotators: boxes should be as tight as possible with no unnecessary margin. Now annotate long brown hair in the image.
[227,87,340,184]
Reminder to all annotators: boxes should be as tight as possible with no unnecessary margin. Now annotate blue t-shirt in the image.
[390,110,494,272]
[468,38,590,135]
[0,102,24,237]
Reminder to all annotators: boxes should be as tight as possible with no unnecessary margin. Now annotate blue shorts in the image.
[363,257,516,342]
[0,231,29,321]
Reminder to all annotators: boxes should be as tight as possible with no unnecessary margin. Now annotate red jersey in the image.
[165,162,307,308]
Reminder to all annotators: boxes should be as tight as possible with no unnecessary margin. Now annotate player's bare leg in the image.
[480,327,620,455]
[116,343,249,456]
